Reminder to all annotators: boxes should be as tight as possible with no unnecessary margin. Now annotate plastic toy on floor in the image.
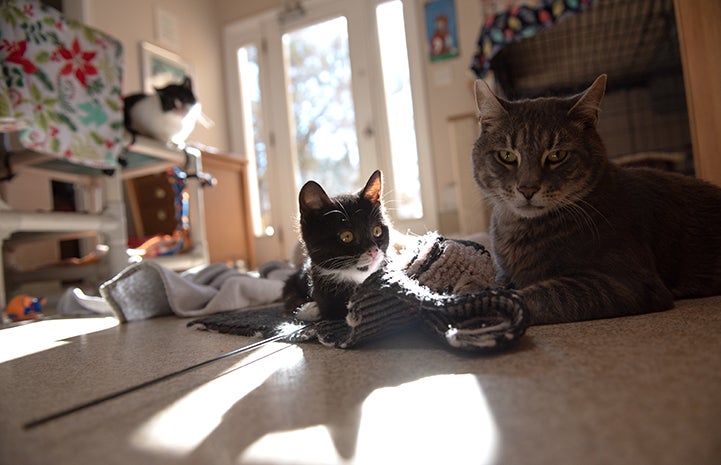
[6,295,46,322]
[127,228,190,260]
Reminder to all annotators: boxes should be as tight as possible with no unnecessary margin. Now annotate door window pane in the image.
[377,0,423,219]
[283,16,361,195]
[237,45,273,236]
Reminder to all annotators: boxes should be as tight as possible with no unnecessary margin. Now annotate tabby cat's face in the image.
[472,77,608,219]
[299,171,389,280]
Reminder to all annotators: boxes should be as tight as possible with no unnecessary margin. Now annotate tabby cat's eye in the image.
[372,225,383,238]
[497,150,517,164]
[547,150,569,164]
[339,230,354,243]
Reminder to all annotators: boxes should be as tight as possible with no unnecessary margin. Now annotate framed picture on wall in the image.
[140,41,192,93]
[424,0,460,62]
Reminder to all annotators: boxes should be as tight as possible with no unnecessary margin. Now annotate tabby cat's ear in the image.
[299,181,332,214]
[361,170,382,205]
[568,74,607,126]
[474,79,508,124]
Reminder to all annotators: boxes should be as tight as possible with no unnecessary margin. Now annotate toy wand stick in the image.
[23,327,308,430]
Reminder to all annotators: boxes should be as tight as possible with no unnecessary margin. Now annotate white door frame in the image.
[223,0,438,261]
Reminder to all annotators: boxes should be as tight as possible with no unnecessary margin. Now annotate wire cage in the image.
[486,0,692,174]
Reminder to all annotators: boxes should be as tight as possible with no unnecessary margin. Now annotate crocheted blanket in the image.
[189,233,529,353]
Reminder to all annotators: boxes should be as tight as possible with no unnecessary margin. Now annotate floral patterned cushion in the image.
[0,0,124,170]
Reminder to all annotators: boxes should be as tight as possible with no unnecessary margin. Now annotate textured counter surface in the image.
[2,296,720,465]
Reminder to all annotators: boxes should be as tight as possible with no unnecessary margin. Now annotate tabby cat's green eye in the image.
[372,225,383,238]
[497,150,517,164]
[548,150,569,164]
[339,230,354,244]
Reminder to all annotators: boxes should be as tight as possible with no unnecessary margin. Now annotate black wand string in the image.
[23,329,306,430]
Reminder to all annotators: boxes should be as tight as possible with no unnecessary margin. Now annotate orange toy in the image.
[6,295,46,322]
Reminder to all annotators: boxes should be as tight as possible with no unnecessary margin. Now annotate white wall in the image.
[413,0,484,234]
[74,0,230,151]
[214,0,282,22]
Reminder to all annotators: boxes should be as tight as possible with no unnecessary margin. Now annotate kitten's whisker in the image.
[334,199,352,223]
[316,255,359,270]
[323,209,347,218]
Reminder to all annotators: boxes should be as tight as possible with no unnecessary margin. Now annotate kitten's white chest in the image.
[316,251,385,285]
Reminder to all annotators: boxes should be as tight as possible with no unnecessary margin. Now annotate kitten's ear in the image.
[361,170,382,204]
[299,181,332,214]
[182,76,192,88]
[474,79,508,123]
[568,74,607,125]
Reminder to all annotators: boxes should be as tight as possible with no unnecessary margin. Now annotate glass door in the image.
[225,0,436,261]
[271,0,382,258]
[283,15,364,194]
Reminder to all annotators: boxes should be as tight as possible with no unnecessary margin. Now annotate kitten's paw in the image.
[295,302,321,321]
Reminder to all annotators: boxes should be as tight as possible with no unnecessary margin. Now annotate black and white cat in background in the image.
[283,170,391,321]
[123,76,209,147]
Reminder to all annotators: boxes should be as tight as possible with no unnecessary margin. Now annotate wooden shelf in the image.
[122,136,189,180]
[200,151,255,269]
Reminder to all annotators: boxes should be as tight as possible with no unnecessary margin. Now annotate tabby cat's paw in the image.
[295,302,321,321]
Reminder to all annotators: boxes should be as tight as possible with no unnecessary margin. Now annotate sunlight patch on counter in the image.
[355,374,498,464]
[0,317,119,364]
[238,373,498,465]
[240,425,348,465]
[130,343,303,457]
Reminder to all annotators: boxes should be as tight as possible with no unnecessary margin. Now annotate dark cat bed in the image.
[189,233,529,353]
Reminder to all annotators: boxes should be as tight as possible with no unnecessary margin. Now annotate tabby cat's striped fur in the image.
[472,75,721,325]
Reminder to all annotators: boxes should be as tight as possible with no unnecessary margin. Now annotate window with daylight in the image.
[376,0,423,219]
[283,16,361,195]
[236,44,273,236]
[227,0,434,256]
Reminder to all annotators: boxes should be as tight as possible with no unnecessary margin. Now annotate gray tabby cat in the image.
[472,74,721,325]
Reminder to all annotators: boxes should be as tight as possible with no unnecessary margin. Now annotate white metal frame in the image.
[0,135,210,309]
[0,149,126,308]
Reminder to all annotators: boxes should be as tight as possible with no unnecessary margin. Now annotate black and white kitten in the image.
[283,170,391,321]
[124,76,200,146]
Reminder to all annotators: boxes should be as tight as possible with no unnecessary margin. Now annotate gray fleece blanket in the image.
[58,261,288,322]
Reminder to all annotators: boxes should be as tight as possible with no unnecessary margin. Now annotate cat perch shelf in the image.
[0,134,210,308]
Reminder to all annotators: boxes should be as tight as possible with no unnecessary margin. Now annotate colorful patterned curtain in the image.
[470,0,596,79]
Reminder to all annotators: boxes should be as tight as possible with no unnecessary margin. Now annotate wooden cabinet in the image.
[124,172,178,237]
[200,152,256,269]
[125,150,256,269]
[447,113,491,235]
[674,0,721,186]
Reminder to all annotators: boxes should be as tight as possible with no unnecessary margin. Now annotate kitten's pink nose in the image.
[517,185,539,200]
[368,247,378,258]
